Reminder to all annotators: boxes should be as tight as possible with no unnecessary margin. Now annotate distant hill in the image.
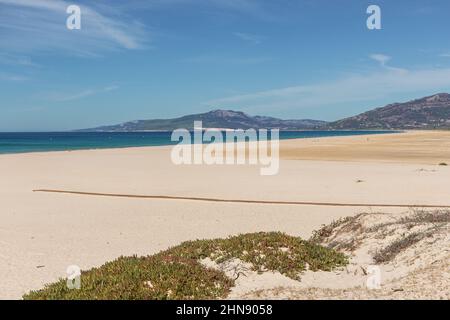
[79,109,327,131]
[328,93,450,130]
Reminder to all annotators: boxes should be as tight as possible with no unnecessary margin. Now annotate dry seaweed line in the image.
[33,189,450,208]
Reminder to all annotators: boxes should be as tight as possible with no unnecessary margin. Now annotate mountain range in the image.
[81,109,326,131]
[80,93,450,131]
[329,93,450,129]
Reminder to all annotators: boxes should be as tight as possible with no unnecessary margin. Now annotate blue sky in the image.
[1,0,450,131]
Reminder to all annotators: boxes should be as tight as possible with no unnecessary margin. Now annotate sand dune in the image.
[237,210,449,300]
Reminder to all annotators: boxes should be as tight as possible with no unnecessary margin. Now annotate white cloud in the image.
[181,54,271,65]
[0,72,28,81]
[205,66,450,112]
[123,0,274,21]
[369,53,407,73]
[0,53,39,67]
[370,54,391,66]
[234,32,264,44]
[48,85,119,102]
[0,0,147,55]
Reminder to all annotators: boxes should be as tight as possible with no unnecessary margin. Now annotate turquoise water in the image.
[0,131,395,154]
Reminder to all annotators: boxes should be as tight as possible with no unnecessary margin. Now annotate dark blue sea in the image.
[0,131,396,154]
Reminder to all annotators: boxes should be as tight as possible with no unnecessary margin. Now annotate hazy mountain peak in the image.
[205,109,249,118]
[423,93,450,103]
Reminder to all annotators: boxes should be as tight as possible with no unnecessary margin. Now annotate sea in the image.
[0,131,395,155]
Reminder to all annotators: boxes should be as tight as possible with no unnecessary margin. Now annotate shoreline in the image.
[0,129,403,157]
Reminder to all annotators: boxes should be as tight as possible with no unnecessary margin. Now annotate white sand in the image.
[1,131,450,299]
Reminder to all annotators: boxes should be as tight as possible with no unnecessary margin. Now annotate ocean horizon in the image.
[0,130,396,155]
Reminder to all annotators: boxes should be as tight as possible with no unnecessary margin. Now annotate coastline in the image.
[1,130,448,166]
[0,130,398,156]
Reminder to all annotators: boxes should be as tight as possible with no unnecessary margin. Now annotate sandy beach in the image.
[1,130,450,299]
